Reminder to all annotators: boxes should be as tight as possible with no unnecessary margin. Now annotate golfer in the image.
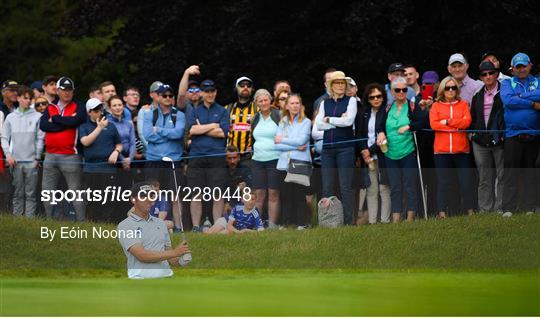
[118,182,191,279]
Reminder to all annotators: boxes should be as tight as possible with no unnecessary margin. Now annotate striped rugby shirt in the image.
[225,101,258,154]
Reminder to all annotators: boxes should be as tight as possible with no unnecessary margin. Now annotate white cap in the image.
[85,98,103,112]
[345,76,357,86]
[448,53,467,65]
[235,76,253,86]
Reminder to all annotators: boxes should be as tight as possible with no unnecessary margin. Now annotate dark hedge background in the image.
[1,0,538,106]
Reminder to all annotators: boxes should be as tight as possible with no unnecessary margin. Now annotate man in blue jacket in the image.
[500,52,540,215]
[143,84,186,231]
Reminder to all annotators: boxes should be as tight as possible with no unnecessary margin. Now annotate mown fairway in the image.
[0,214,539,315]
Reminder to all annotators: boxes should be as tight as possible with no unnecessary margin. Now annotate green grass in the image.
[2,272,538,316]
[0,214,539,315]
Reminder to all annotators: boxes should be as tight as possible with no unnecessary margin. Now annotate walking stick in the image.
[413,131,428,220]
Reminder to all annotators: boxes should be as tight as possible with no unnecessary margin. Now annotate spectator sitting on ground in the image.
[206,187,263,234]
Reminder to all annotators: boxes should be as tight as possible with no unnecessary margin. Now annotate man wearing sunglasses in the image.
[480,52,511,82]
[226,76,257,161]
[500,52,540,215]
[39,76,87,221]
[177,65,202,114]
[143,84,186,232]
[469,61,505,213]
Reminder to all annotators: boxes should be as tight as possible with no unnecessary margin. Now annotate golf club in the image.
[413,132,428,220]
[162,156,192,265]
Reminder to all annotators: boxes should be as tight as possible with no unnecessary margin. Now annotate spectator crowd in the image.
[1,51,539,232]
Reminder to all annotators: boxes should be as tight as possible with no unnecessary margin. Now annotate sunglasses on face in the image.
[444,86,458,91]
[187,87,200,93]
[480,71,496,77]
[368,94,383,101]
[35,101,48,107]
[278,97,288,101]
[393,88,407,93]
[161,94,174,99]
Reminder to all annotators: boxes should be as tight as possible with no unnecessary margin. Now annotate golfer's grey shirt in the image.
[118,212,173,279]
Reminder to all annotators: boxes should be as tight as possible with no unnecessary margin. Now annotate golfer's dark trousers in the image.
[385,152,418,214]
[321,146,355,225]
[501,135,540,212]
[434,154,475,213]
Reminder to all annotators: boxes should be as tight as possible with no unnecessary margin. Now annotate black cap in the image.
[156,84,173,95]
[479,61,497,72]
[200,79,216,91]
[1,80,18,90]
[188,80,199,87]
[56,76,75,90]
[131,182,154,198]
[387,63,405,73]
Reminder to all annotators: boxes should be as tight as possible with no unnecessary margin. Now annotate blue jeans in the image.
[385,153,418,214]
[321,146,355,224]
[434,154,475,213]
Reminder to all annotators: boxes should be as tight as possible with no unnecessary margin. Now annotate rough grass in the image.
[0,213,538,275]
[0,214,538,315]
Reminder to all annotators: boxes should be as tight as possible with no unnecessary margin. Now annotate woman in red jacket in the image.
[430,76,474,218]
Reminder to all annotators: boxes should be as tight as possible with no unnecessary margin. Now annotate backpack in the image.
[317,196,344,228]
[152,108,178,127]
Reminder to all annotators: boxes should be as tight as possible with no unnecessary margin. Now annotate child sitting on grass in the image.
[206,187,264,234]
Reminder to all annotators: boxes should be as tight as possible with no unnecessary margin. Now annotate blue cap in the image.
[30,81,43,90]
[200,79,216,91]
[511,53,531,67]
[156,84,173,94]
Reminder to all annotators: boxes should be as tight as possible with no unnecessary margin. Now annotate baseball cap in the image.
[131,182,154,199]
[387,63,405,73]
[346,77,357,86]
[156,84,173,95]
[30,81,43,91]
[1,80,18,90]
[56,76,75,90]
[188,80,199,87]
[511,52,531,67]
[448,53,467,65]
[479,61,497,72]
[149,81,163,93]
[235,76,253,87]
[200,79,216,91]
[421,71,439,84]
[85,98,103,112]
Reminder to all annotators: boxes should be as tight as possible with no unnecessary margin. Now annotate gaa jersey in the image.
[225,101,258,154]
[229,205,264,231]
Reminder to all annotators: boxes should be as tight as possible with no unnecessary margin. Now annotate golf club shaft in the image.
[170,161,187,238]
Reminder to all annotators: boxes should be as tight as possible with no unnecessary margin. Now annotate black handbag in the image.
[285,158,312,186]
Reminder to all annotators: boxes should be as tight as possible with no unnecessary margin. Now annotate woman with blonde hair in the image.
[430,76,474,218]
[315,71,357,225]
[250,89,282,227]
[275,94,312,229]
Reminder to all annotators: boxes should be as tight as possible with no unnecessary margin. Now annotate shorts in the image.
[186,156,227,190]
[251,159,284,190]
[215,216,228,229]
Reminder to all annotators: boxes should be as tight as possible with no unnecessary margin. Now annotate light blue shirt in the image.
[252,115,280,162]
[143,105,185,161]
[275,115,312,171]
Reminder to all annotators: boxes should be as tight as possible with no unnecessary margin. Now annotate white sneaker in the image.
[296,225,308,231]
[526,211,535,215]
[502,212,513,217]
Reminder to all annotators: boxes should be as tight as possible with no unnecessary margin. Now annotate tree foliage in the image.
[1,0,538,104]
